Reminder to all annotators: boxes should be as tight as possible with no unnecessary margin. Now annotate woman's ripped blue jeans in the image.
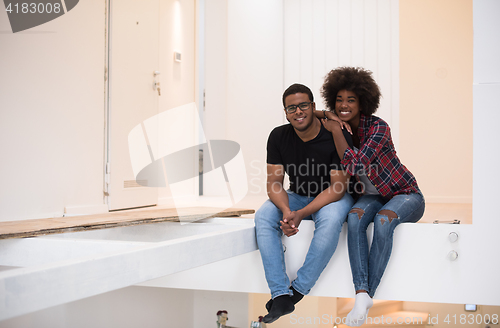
[347,192,425,297]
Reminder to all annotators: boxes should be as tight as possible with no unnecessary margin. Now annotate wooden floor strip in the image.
[0,207,255,240]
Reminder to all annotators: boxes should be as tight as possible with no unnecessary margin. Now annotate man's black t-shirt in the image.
[267,122,353,197]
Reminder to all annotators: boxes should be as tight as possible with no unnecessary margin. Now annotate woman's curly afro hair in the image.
[321,67,381,116]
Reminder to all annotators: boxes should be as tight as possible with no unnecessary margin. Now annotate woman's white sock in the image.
[346,292,373,327]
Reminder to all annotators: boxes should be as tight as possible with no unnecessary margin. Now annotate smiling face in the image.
[335,89,361,124]
[284,92,316,133]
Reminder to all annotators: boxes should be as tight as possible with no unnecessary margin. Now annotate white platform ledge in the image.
[0,218,257,321]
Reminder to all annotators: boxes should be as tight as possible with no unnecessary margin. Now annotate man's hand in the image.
[280,211,304,237]
[280,220,297,237]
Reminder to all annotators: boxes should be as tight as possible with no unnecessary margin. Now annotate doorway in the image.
[106,0,160,211]
[106,0,198,211]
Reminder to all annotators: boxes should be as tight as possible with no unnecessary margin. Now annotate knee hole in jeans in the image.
[349,208,365,220]
[377,209,398,224]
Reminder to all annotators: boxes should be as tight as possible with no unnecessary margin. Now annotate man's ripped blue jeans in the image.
[347,192,425,297]
[255,191,354,299]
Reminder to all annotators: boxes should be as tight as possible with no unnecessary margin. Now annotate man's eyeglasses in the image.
[285,102,312,114]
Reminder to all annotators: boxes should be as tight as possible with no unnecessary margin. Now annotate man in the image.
[255,83,354,323]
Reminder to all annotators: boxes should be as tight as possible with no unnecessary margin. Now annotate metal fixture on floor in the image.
[433,219,460,224]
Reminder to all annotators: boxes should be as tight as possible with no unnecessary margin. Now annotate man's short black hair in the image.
[282,83,314,107]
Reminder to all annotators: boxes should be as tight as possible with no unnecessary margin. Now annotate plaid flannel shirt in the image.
[341,114,419,199]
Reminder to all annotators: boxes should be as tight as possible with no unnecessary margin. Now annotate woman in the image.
[316,67,425,327]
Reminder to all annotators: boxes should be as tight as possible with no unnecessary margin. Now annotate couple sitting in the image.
[255,67,425,326]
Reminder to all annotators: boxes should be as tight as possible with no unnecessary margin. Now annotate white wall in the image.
[157,0,197,205]
[474,0,500,84]
[0,287,194,328]
[0,1,106,221]
[0,0,197,220]
[283,0,400,137]
[202,0,228,197]
[472,0,500,222]
[0,287,249,328]
[203,0,399,199]
[204,0,284,198]
[204,0,228,142]
[399,0,473,204]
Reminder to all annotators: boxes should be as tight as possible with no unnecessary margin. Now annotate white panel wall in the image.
[0,1,106,221]
[204,0,228,142]
[473,0,500,222]
[204,0,399,199]
[204,0,284,198]
[473,0,500,84]
[283,0,399,143]
[225,0,284,199]
[202,0,228,197]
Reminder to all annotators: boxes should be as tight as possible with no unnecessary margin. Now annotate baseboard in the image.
[424,196,472,204]
[63,204,108,217]
[157,195,199,207]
